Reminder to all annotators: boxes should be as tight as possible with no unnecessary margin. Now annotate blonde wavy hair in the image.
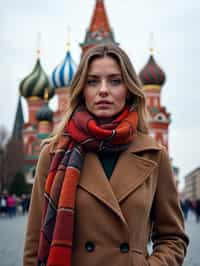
[47,43,149,145]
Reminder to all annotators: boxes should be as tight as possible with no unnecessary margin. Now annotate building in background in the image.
[12,0,174,183]
[139,50,170,149]
[80,0,118,54]
[173,165,180,188]
[184,168,200,200]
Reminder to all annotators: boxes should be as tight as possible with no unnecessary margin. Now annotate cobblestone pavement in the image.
[183,213,200,266]
[0,212,199,266]
[0,214,26,266]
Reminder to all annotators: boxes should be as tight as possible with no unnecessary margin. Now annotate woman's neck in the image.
[97,117,114,125]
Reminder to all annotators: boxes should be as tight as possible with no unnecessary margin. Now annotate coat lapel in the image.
[109,133,162,204]
[78,153,128,225]
[110,151,157,203]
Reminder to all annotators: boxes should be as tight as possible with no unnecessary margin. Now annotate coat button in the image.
[85,241,95,252]
[120,242,129,253]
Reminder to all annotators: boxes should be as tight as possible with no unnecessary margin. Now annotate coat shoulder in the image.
[128,132,164,153]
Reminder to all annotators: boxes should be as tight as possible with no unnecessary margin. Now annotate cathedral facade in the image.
[13,0,171,183]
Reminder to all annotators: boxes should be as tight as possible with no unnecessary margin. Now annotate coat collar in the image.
[78,133,162,226]
[127,131,162,153]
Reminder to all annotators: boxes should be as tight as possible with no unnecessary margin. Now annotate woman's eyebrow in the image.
[108,74,122,78]
[87,74,99,78]
[87,73,122,78]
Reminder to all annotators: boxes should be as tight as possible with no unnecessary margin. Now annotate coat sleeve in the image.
[147,148,189,266]
[23,143,52,266]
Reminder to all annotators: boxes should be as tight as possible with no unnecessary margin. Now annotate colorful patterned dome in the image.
[19,59,54,99]
[36,102,53,122]
[139,55,166,86]
[51,51,76,89]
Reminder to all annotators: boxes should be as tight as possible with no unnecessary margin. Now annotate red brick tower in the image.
[80,0,118,54]
[139,50,170,149]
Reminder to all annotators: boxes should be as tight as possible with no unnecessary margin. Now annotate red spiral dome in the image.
[139,55,166,86]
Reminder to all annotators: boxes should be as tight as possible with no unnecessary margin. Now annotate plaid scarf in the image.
[37,106,138,266]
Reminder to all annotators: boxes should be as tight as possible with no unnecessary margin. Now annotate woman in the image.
[24,44,189,266]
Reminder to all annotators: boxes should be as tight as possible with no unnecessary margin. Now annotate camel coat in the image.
[23,133,189,266]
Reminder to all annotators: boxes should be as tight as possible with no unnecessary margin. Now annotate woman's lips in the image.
[96,101,112,105]
[95,101,112,109]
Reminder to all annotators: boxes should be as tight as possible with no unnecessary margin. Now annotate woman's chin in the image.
[94,111,114,119]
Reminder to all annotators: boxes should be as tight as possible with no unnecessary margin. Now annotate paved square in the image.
[0,213,199,266]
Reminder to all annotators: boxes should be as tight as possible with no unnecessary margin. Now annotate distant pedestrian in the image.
[21,194,26,215]
[195,198,200,222]
[25,194,30,212]
[181,198,191,220]
[7,194,17,218]
[0,195,7,216]
[21,194,30,215]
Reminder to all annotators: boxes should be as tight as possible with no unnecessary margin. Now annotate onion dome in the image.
[19,59,54,99]
[51,50,76,89]
[139,55,166,86]
[36,102,53,122]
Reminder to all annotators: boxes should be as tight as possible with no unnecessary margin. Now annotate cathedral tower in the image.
[80,0,118,54]
[139,49,170,149]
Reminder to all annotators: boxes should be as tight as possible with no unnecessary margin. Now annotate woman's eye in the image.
[110,79,122,86]
[86,79,98,86]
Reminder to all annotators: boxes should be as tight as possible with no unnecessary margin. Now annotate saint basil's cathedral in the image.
[13,0,178,184]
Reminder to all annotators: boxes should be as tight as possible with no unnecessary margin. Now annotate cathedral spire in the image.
[149,32,154,55]
[80,0,118,53]
[12,95,24,139]
[66,26,71,52]
[36,32,41,59]
[89,0,111,34]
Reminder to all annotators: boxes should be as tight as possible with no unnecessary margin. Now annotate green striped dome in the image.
[19,59,54,99]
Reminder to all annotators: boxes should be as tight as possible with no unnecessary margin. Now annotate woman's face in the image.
[83,56,128,119]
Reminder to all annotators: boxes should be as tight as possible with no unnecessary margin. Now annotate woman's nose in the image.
[99,80,108,95]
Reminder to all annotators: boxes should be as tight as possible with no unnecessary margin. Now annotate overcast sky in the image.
[1,0,200,187]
